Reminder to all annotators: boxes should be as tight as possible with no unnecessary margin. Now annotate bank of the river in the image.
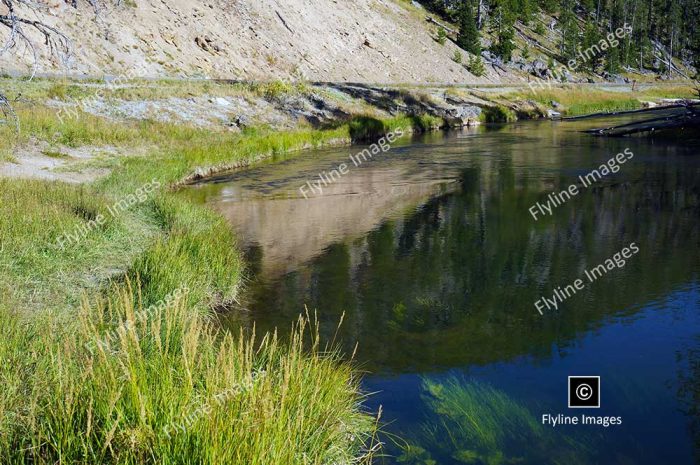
[0,77,696,463]
[0,100,441,463]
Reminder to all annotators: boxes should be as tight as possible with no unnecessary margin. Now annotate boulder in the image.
[444,105,482,127]
[529,59,550,79]
[450,105,482,120]
[233,115,250,128]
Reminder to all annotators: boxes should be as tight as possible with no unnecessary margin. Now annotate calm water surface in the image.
[186,119,700,464]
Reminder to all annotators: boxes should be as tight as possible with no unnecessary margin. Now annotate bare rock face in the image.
[440,95,482,126]
[452,105,481,119]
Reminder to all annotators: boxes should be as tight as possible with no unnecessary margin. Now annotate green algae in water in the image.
[398,378,594,465]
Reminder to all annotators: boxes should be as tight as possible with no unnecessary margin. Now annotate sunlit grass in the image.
[0,179,159,311]
[0,76,314,103]
[0,285,376,464]
[507,84,696,116]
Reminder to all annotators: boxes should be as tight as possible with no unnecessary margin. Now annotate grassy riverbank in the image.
[0,99,440,463]
[505,84,697,116]
[448,83,696,120]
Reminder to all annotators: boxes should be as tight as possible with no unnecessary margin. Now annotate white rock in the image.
[213,97,231,106]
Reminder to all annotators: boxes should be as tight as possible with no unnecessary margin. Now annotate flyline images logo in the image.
[568,376,601,408]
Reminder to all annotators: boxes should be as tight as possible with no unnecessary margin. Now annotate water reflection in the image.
[187,121,700,464]
[205,132,700,372]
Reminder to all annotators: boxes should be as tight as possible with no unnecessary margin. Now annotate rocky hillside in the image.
[1,0,504,84]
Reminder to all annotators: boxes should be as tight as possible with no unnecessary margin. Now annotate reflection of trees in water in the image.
[242,159,700,372]
[677,337,700,462]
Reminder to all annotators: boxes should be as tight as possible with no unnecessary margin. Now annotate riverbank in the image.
[0,106,394,464]
[0,92,439,463]
[0,77,696,463]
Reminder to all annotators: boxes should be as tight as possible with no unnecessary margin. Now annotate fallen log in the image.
[562,103,686,121]
[426,16,457,35]
[582,103,700,136]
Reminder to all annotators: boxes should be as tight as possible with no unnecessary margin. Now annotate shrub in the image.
[467,55,486,77]
[436,27,447,45]
[481,105,517,123]
[453,50,463,64]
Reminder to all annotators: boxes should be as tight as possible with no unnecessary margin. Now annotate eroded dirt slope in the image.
[1,0,498,84]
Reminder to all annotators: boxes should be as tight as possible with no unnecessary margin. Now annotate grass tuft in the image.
[0,284,375,464]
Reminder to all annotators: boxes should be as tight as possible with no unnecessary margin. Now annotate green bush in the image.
[480,105,517,123]
[467,55,486,77]
[436,27,447,45]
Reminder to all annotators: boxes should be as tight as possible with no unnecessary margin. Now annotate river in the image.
[185,118,700,465]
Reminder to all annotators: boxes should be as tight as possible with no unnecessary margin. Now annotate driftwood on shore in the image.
[425,16,457,35]
[580,102,700,136]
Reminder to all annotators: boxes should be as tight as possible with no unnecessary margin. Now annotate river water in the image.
[186,119,700,465]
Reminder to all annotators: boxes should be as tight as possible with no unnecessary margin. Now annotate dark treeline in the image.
[420,0,700,76]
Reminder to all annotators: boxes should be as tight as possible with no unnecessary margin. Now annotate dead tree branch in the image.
[0,0,108,141]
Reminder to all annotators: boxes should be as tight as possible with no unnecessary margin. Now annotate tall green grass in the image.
[508,87,643,116]
[0,97,409,463]
[348,114,442,142]
[0,285,375,464]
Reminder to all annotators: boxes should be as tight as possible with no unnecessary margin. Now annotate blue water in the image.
[365,282,700,464]
[192,120,700,464]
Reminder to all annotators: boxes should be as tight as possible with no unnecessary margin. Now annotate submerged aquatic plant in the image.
[398,377,593,465]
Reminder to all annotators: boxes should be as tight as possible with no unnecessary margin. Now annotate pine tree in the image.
[491,26,516,61]
[560,0,579,61]
[605,0,624,74]
[691,12,700,73]
[457,0,481,55]
[606,46,621,74]
[467,55,487,76]
[581,23,603,72]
